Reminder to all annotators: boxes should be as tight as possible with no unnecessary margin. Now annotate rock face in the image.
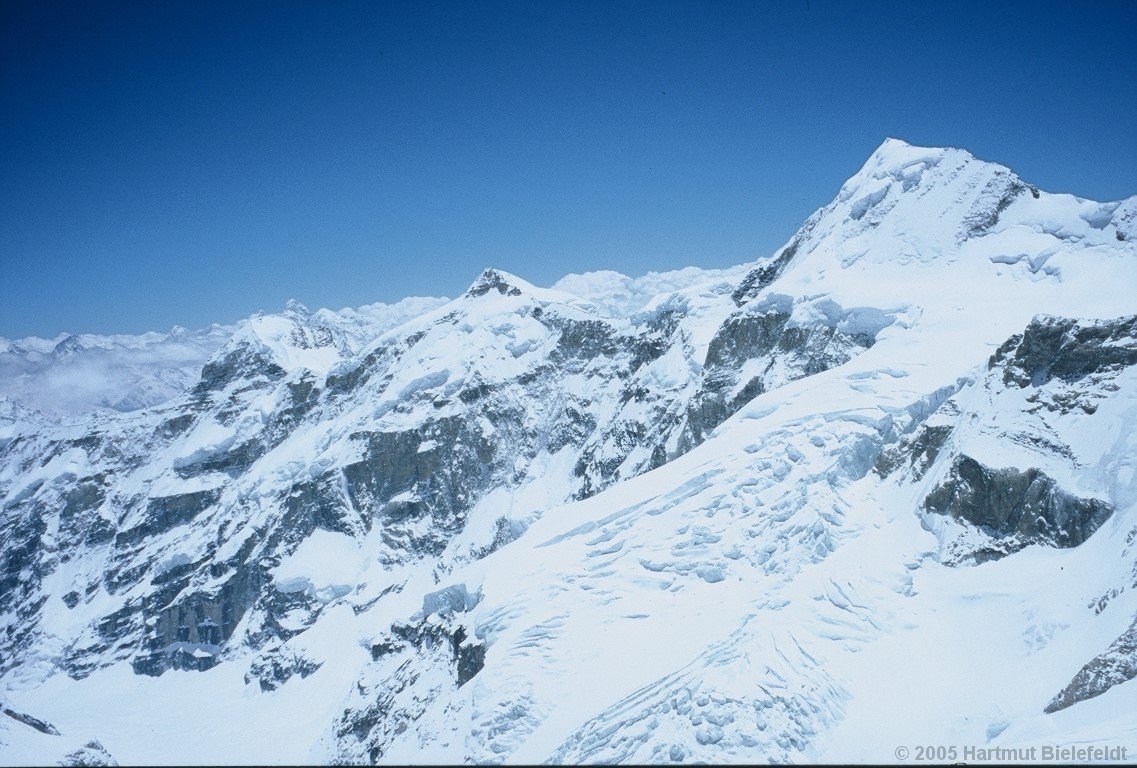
[1046,615,1137,713]
[61,740,118,767]
[1,140,1137,764]
[1,703,60,736]
[683,293,894,448]
[874,421,954,480]
[924,456,1114,555]
[863,312,1137,565]
[995,315,1137,391]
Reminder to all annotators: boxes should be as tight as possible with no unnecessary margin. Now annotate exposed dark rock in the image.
[132,557,266,676]
[193,344,286,396]
[420,583,482,618]
[452,625,486,687]
[173,439,264,479]
[874,423,953,479]
[283,470,363,538]
[342,418,497,557]
[325,341,402,396]
[56,476,108,544]
[74,603,144,678]
[1,703,61,735]
[267,377,322,438]
[731,240,800,305]
[245,647,324,692]
[1,258,904,692]
[681,299,885,451]
[115,488,223,547]
[925,455,1114,557]
[157,413,196,439]
[333,614,486,761]
[992,315,1137,389]
[63,740,118,766]
[370,639,402,660]
[466,269,524,298]
[962,173,1026,236]
[547,315,620,370]
[545,399,597,454]
[0,496,50,676]
[1045,614,1137,713]
[469,516,527,561]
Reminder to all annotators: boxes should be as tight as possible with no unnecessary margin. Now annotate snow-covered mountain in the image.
[0,297,448,421]
[0,325,235,421]
[2,139,1136,765]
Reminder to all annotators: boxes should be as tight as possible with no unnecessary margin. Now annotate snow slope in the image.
[2,139,1136,765]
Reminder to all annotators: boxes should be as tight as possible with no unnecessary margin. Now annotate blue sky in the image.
[2,0,1135,337]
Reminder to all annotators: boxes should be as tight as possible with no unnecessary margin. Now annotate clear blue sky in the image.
[2,0,1135,338]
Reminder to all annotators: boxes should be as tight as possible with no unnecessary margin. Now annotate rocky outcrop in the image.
[681,295,893,449]
[132,561,266,676]
[1045,614,1137,713]
[115,489,223,547]
[0,700,118,765]
[730,239,801,305]
[245,647,323,692]
[62,740,118,767]
[874,422,953,480]
[924,456,1114,561]
[995,315,1137,387]
[903,314,1137,566]
[1,702,60,735]
[333,613,484,762]
[960,170,1027,237]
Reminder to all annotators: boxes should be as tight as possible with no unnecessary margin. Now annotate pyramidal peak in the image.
[848,138,1013,192]
[282,298,312,320]
[841,138,951,196]
[464,267,536,298]
[461,267,610,321]
[730,139,1130,311]
[864,136,922,165]
[795,138,1035,260]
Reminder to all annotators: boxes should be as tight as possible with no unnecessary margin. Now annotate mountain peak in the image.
[282,299,311,320]
[832,138,1018,222]
[855,138,950,181]
[51,334,87,358]
[853,138,1021,190]
[465,268,533,298]
[873,136,912,154]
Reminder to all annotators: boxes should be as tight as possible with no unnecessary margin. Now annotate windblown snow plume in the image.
[2,140,1136,765]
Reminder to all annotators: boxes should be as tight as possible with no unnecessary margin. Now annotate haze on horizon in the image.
[2,0,1135,339]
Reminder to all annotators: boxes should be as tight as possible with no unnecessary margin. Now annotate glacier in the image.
[2,139,1136,764]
